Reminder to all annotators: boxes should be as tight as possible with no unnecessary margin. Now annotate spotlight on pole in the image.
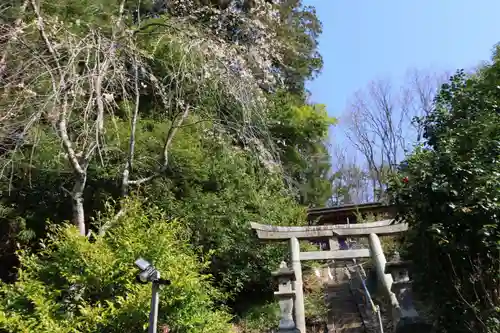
[134,257,171,333]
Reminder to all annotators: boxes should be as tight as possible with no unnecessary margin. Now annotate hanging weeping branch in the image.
[0,0,133,235]
[4,0,285,237]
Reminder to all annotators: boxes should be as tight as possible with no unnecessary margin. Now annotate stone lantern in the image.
[272,261,300,333]
[385,252,433,333]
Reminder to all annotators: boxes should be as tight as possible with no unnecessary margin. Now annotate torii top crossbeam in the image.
[250,219,408,241]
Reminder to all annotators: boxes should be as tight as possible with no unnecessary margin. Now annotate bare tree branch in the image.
[127,104,190,186]
[344,70,448,202]
[31,0,88,235]
[447,254,488,332]
[27,0,129,235]
[3,0,281,238]
[401,69,449,142]
[120,57,141,196]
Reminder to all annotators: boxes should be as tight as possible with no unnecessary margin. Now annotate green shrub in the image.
[389,47,500,333]
[234,267,328,333]
[236,302,280,333]
[303,272,328,325]
[0,199,232,333]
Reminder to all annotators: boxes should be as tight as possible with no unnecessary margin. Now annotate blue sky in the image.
[304,0,500,143]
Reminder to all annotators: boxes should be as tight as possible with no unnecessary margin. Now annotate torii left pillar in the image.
[290,237,306,333]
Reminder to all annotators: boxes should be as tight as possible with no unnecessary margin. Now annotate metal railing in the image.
[354,264,384,333]
[344,246,385,333]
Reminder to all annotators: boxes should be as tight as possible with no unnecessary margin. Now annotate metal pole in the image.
[149,273,160,333]
[376,305,384,333]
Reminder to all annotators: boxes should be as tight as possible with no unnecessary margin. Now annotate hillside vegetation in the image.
[0,0,334,331]
[2,2,499,333]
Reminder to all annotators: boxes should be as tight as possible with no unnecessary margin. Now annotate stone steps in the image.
[321,264,388,333]
[325,281,366,333]
[311,256,399,333]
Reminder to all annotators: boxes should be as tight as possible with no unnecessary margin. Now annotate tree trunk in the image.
[72,175,87,236]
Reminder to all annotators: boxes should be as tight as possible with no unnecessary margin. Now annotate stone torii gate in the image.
[250,220,414,333]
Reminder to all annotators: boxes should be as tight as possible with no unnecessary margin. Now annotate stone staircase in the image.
[326,280,365,332]
[320,264,385,333]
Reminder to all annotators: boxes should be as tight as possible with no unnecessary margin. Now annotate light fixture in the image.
[134,257,171,285]
[134,257,171,333]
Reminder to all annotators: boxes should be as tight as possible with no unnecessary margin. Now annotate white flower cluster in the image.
[143,0,290,173]
[164,0,284,91]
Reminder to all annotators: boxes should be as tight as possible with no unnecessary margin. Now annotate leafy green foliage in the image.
[111,118,308,297]
[269,91,336,206]
[274,0,324,93]
[388,47,500,333]
[0,200,232,333]
[0,0,334,328]
[235,301,280,333]
[0,112,312,306]
[303,274,328,324]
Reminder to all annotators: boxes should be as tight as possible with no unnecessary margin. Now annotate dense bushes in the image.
[0,0,336,331]
[0,1,335,331]
[389,48,500,333]
[0,200,232,332]
[130,119,309,297]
